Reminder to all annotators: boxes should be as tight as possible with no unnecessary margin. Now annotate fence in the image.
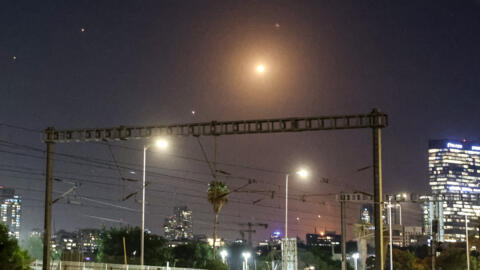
[30,260,205,270]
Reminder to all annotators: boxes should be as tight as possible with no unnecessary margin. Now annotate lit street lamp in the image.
[242,252,251,270]
[285,169,309,238]
[141,138,169,267]
[352,253,359,270]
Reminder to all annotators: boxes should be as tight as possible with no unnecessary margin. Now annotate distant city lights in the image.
[447,142,463,149]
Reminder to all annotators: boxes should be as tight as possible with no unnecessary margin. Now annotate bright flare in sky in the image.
[256,65,265,73]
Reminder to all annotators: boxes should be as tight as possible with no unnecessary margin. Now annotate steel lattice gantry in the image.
[41,109,388,270]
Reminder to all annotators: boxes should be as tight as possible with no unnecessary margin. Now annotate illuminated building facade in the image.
[0,186,21,239]
[164,206,193,241]
[427,139,480,242]
[305,232,341,247]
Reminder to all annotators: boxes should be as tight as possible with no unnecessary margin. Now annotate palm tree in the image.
[207,180,229,259]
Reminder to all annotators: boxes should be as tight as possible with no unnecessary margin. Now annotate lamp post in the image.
[352,253,359,270]
[242,252,251,270]
[387,196,393,270]
[285,169,309,239]
[141,138,169,267]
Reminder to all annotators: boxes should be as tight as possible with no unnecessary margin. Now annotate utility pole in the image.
[42,128,54,270]
[372,109,384,270]
[340,192,346,270]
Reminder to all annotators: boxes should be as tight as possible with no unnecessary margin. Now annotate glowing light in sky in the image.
[256,65,265,73]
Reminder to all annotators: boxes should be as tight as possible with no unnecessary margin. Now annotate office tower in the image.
[427,139,480,242]
[0,186,21,239]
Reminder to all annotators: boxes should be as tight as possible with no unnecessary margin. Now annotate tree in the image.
[436,247,476,270]
[22,236,43,260]
[387,248,427,270]
[172,241,212,268]
[0,223,32,270]
[97,226,171,265]
[207,180,229,259]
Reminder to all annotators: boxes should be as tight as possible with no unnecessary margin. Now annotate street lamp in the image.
[242,252,251,270]
[141,138,169,267]
[285,169,309,239]
[220,250,228,264]
[387,197,393,270]
[352,253,359,270]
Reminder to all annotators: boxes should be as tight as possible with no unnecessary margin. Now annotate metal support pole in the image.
[42,132,54,270]
[141,146,147,267]
[285,174,289,239]
[372,111,384,270]
[388,198,393,270]
[340,193,346,270]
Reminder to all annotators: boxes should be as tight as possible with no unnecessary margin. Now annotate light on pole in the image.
[220,250,228,264]
[285,168,309,239]
[242,252,251,270]
[141,138,169,267]
[352,253,359,270]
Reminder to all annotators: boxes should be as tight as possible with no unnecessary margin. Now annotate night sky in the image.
[1,0,480,243]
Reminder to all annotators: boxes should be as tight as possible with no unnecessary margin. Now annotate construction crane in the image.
[238,222,268,246]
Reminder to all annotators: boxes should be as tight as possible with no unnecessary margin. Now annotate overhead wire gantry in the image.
[41,109,388,270]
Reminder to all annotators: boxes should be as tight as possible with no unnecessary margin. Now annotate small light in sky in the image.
[296,217,300,221]
[80,28,86,32]
[275,23,280,28]
[12,56,17,60]
[256,65,265,73]
[191,110,196,115]
[317,215,321,218]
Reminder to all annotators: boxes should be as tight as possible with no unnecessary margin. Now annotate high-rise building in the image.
[360,204,373,224]
[427,139,480,242]
[0,186,21,239]
[361,203,401,225]
[164,206,193,241]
